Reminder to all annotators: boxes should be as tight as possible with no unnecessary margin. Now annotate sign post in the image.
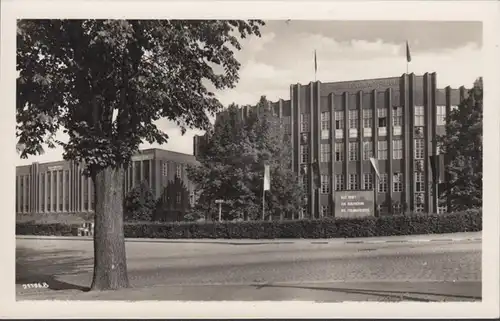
[215,199,224,221]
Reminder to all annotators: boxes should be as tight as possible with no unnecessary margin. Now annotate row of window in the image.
[301,138,426,163]
[295,106,452,134]
[161,162,184,178]
[300,172,425,194]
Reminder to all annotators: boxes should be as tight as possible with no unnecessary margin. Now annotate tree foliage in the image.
[188,96,306,221]
[124,181,156,222]
[16,19,264,290]
[438,78,482,211]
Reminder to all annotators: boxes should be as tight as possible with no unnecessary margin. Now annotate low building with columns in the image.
[15,148,198,221]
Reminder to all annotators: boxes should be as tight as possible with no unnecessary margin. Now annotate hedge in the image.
[16,209,482,239]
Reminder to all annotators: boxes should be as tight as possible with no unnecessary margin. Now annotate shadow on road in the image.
[252,283,482,302]
[16,247,92,292]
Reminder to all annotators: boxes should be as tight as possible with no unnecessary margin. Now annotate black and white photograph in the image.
[1,0,499,319]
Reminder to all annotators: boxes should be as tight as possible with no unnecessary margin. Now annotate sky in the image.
[17,20,483,166]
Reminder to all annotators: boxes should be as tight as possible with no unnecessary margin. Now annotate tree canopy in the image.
[438,78,483,211]
[17,19,264,173]
[188,96,306,221]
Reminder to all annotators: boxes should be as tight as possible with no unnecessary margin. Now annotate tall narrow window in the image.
[348,142,359,161]
[393,139,403,160]
[335,174,344,191]
[321,205,330,217]
[162,162,169,177]
[414,139,424,159]
[378,173,388,193]
[378,140,388,160]
[363,173,373,190]
[301,174,309,191]
[321,112,330,139]
[348,173,359,190]
[363,109,373,128]
[392,106,403,127]
[334,143,344,162]
[363,141,373,160]
[393,172,403,192]
[414,106,424,126]
[335,111,344,130]
[300,145,309,164]
[320,175,330,194]
[378,108,387,128]
[436,105,446,125]
[349,110,359,129]
[320,144,331,163]
[300,113,310,132]
[415,172,425,192]
[176,164,182,178]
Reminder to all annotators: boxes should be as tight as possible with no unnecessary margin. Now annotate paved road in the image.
[16,235,481,301]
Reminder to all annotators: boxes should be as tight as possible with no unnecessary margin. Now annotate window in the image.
[47,173,51,212]
[378,173,388,193]
[335,111,344,130]
[176,192,181,204]
[378,204,389,216]
[335,174,344,191]
[363,173,373,190]
[363,109,372,128]
[392,106,403,127]
[301,174,309,191]
[349,110,359,129]
[414,139,424,159]
[321,112,330,130]
[162,162,168,177]
[378,108,387,127]
[393,202,403,215]
[348,142,359,161]
[321,112,330,139]
[363,141,373,160]
[415,172,425,192]
[348,173,359,190]
[334,143,344,162]
[300,113,310,132]
[437,105,446,125]
[282,116,291,135]
[300,145,309,164]
[378,140,388,160]
[414,194,425,213]
[414,106,424,126]
[393,139,403,159]
[393,172,403,192]
[320,175,330,194]
[176,164,182,178]
[438,205,448,214]
[321,205,330,217]
[319,144,331,163]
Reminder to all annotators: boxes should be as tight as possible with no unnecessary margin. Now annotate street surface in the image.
[16,233,481,301]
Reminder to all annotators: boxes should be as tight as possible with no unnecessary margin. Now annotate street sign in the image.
[334,190,375,218]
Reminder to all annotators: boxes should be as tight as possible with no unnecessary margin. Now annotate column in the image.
[38,173,42,213]
[330,93,336,215]
[16,176,20,213]
[62,171,66,212]
[56,170,60,212]
[372,89,379,214]
[23,176,27,213]
[140,159,144,183]
[131,161,136,188]
[44,171,48,212]
[402,74,411,213]
[149,159,153,189]
[387,88,393,214]
[81,172,85,212]
[69,168,73,213]
[27,174,31,213]
[88,176,92,212]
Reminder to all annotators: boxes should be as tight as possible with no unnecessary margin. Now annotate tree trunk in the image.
[90,166,129,291]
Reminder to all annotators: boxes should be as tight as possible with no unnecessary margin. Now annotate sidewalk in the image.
[17,231,482,245]
[18,280,481,302]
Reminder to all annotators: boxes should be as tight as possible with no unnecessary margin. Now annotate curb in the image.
[16,234,482,245]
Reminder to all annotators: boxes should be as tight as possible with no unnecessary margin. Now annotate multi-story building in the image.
[194,72,470,218]
[15,148,198,221]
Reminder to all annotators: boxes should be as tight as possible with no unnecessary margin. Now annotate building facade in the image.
[15,148,198,221]
[194,72,469,218]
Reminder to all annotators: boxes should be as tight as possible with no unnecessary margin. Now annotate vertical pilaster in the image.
[16,176,20,213]
[408,73,416,211]
[330,94,336,214]
[372,89,378,213]
[149,159,153,189]
[387,88,393,213]
[315,82,321,218]
[56,170,60,212]
[358,91,364,182]
[423,73,432,213]
[430,73,438,214]
[402,74,411,213]
[445,86,452,212]
[88,176,92,212]
[44,170,48,212]
[140,159,144,182]
[38,173,42,213]
[81,172,85,212]
[132,161,136,188]
[343,92,349,188]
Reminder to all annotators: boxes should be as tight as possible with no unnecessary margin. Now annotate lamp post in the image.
[215,199,224,221]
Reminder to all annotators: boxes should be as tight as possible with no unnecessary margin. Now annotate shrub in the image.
[124,181,156,222]
[16,210,482,239]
